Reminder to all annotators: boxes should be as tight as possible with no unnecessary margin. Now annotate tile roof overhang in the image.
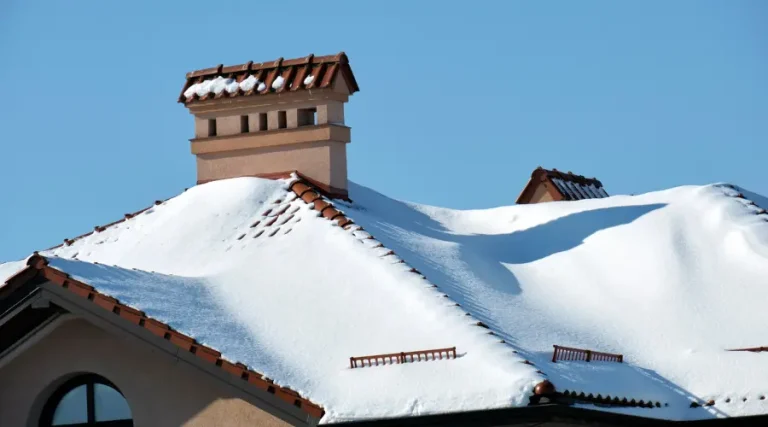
[0,255,325,425]
[178,52,359,105]
[516,167,609,204]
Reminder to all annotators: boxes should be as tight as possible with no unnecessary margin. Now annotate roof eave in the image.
[0,255,325,424]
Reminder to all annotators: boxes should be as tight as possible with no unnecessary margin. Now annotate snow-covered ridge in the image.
[2,179,767,421]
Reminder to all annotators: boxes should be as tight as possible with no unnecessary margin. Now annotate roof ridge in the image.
[714,183,768,226]
[286,176,555,399]
[537,167,604,188]
[3,253,325,419]
[557,389,665,409]
[185,52,347,79]
[43,197,173,252]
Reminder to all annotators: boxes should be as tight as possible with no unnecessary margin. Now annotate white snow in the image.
[0,260,26,284]
[209,76,228,95]
[2,177,767,422]
[272,75,285,90]
[342,182,768,420]
[224,78,239,93]
[184,75,260,98]
[239,75,258,92]
[304,75,315,86]
[257,81,267,92]
[8,178,539,423]
[182,84,199,99]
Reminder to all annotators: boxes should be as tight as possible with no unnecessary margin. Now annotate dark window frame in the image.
[40,374,133,427]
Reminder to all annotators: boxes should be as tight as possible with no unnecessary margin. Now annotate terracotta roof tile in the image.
[558,389,664,408]
[179,52,359,104]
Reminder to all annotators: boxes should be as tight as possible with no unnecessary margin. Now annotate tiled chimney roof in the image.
[178,52,359,104]
[516,167,609,204]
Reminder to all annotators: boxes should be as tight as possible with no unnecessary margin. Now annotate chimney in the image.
[178,53,359,198]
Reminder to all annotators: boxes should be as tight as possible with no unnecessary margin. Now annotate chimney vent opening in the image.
[240,115,249,133]
[258,113,267,131]
[297,108,317,127]
[278,111,287,129]
[207,119,217,137]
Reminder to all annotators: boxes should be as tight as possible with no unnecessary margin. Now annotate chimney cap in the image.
[179,52,359,104]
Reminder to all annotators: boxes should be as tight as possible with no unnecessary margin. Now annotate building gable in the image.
[0,255,323,426]
[516,167,609,204]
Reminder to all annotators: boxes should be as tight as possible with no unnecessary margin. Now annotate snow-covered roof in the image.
[2,176,768,423]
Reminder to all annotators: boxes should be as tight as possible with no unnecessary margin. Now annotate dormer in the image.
[178,53,359,199]
[516,167,609,204]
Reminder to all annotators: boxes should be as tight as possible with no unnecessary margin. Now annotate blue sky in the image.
[0,0,765,261]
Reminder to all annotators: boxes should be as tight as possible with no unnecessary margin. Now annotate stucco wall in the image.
[186,87,351,191]
[0,318,291,427]
[197,141,348,189]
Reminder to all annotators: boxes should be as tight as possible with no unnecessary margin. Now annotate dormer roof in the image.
[516,167,609,204]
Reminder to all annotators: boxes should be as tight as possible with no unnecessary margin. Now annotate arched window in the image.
[40,374,133,427]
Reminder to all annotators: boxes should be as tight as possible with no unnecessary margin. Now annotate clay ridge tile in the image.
[9,254,325,420]
[557,389,663,409]
[179,52,359,104]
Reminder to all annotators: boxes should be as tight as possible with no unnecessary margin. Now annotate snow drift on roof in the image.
[0,260,25,285]
[2,177,768,421]
[19,178,540,423]
[340,181,768,419]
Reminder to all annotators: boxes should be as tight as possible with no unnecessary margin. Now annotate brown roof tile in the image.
[557,389,663,408]
[179,52,359,104]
